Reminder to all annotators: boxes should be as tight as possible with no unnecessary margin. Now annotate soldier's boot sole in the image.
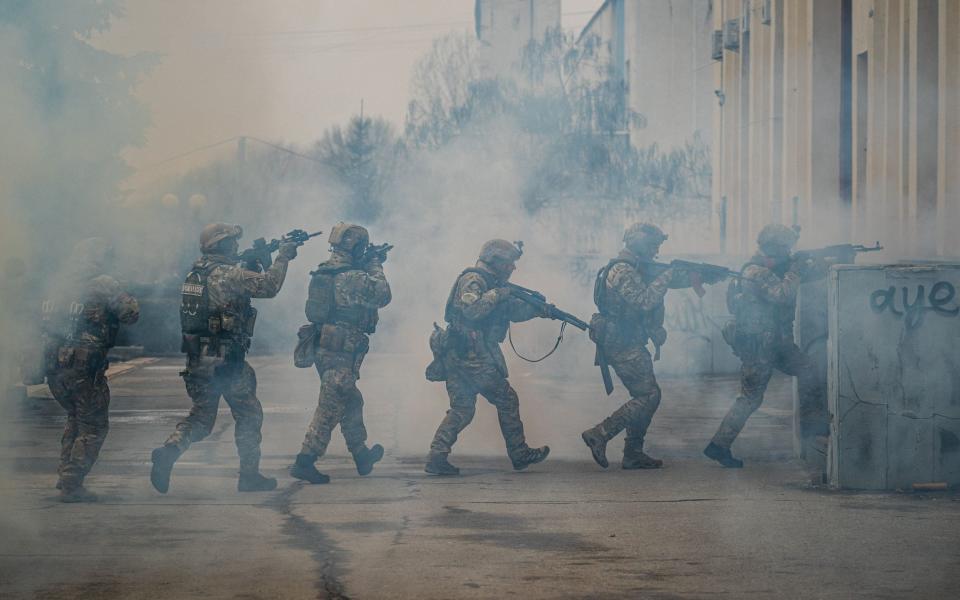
[59,486,97,503]
[238,473,278,492]
[290,463,331,485]
[150,446,180,494]
[581,429,609,469]
[354,444,384,476]
[511,446,550,471]
[424,455,460,476]
[703,442,744,468]
[622,453,664,469]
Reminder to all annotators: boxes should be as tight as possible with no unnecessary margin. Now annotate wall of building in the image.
[713,0,960,258]
[578,0,715,149]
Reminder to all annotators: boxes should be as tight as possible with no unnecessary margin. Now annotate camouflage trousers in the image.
[300,351,368,457]
[164,357,263,473]
[711,341,823,448]
[429,356,528,458]
[48,366,110,488]
[594,341,661,453]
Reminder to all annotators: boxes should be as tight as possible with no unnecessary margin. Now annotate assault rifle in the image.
[504,283,589,331]
[239,229,322,272]
[795,242,883,263]
[359,243,393,265]
[645,259,742,297]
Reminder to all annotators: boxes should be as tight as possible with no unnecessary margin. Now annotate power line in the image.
[245,136,325,165]
[137,135,325,174]
[140,136,239,170]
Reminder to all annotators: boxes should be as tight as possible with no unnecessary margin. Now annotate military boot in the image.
[352,444,384,476]
[703,442,744,468]
[290,453,330,484]
[581,426,610,469]
[510,445,550,471]
[238,470,278,492]
[622,447,663,469]
[150,444,182,494]
[424,452,460,476]
[59,484,98,503]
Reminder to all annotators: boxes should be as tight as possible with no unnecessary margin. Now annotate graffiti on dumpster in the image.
[869,281,959,329]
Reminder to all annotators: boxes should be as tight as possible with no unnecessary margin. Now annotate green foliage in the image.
[0,0,155,259]
[314,116,404,223]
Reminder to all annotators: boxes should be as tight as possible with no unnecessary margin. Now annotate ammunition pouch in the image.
[724,323,776,360]
[217,308,256,337]
[294,324,320,368]
[317,323,369,355]
[447,326,484,360]
[425,323,449,382]
[588,313,606,344]
[56,346,107,374]
[331,306,378,334]
[182,333,248,363]
[590,313,646,348]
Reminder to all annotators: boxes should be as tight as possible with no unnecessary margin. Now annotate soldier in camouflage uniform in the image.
[290,223,391,484]
[424,240,551,476]
[581,224,723,470]
[150,223,299,493]
[704,224,829,468]
[41,238,140,502]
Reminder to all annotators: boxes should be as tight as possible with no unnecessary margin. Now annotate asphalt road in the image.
[1,355,958,599]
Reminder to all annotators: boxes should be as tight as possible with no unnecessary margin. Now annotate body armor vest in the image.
[180,260,255,359]
[731,257,795,337]
[594,259,664,337]
[42,285,117,350]
[308,264,379,334]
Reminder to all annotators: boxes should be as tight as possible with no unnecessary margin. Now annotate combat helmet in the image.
[757,224,799,250]
[623,223,668,254]
[329,222,370,253]
[478,239,522,265]
[200,222,242,253]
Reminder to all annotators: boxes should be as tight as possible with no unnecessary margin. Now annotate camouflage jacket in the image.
[306,252,391,335]
[443,265,540,375]
[734,253,828,338]
[43,271,139,352]
[197,252,290,339]
[597,249,693,344]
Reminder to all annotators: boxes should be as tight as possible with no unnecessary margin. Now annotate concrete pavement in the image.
[1,355,958,599]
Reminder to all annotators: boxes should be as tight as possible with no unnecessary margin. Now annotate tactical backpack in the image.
[180,267,210,335]
[590,259,630,345]
[426,268,497,383]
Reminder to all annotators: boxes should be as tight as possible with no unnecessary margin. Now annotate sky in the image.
[93,0,604,181]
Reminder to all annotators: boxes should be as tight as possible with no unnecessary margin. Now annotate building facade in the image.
[578,0,716,149]
[713,0,960,257]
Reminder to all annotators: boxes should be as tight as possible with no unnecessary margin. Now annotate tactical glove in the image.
[278,241,299,260]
